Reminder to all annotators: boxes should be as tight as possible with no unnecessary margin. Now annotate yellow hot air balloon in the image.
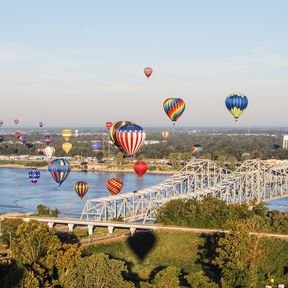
[62,142,72,154]
[62,129,72,141]
[162,131,170,139]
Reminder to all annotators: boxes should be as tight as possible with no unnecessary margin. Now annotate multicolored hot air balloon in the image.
[225,93,248,122]
[109,121,132,152]
[105,121,113,129]
[162,131,170,139]
[144,67,153,79]
[48,158,71,188]
[134,161,148,177]
[28,168,40,184]
[14,119,19,125]
[91,140,102,152]
[44,135,52,145]
[163,98,186,124]
[116,124,146,157]
[0,120,3,127]
[39,122,43,128]
[19,135,28,144]
[62,142,72,154]
[107,178,123,195]
[192,144,204,159]
[62,129,72,141]
[14,131,21,139]
[74,181,89,200]
[44,146,55,160]
[0,135,4,143]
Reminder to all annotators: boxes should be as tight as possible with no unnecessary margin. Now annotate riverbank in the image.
[0,163,177,175]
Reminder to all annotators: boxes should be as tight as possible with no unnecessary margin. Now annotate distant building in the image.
[283,135,288,149]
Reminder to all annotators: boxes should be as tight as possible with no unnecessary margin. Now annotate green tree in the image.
[185,271,218,288]
[64,253,134,288]
[12,220,60,265]
[19,270,40,288]
[213,220,262,288]
[151,266,180,288]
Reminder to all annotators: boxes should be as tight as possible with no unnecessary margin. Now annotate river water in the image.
[0,168,168,217]
[0,168,286,218]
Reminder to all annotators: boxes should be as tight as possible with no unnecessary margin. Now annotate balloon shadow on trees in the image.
[196,233,223,283]
[127,230,157,262]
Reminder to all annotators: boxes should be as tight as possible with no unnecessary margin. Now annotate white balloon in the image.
[44,146,55,160]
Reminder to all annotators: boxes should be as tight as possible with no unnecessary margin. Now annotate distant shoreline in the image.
[0,164,177,175]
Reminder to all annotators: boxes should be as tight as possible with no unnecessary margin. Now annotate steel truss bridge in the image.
[81,159,288,223]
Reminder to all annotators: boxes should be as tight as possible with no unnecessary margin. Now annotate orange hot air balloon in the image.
[107,178,123,195]
[62,142,72,154]
[162,131,170,139]
[134,161,148,177]
[62,129,72,141]
[144,67,153,79]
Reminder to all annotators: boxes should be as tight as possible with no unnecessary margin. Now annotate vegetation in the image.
[36,204,60,217]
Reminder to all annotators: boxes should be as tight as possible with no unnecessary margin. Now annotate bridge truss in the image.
[80,159,288,223]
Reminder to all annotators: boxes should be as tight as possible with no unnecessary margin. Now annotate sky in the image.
[0,0,287,128]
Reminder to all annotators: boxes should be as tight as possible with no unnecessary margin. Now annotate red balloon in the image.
[15,131,21,138]
[105,121,113,129]
[144,67,153,79]
[107,178,123,196]
[134,161,148,177]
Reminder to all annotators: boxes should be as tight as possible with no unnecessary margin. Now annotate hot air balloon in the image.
[74,181,89,200]
[162,131,170,139]
[0,135,4,143]
[62,129,72,141]
[44,146,55,160]
[62,142,72,154]
[14,119,19,125]
[105,121,113,129]
[48,158,71,188]
[192,145,204,159]
[14,131,21,139]
[225,93,248,122]
[107,178,123,195]
[134,161,148,177]
[44,135,52,145]
[144,67,153,79]
[0,120,3,127]
[163,98,186,124]
[91,140,102,152]
[28,168,40,184]
[109,121,132,152]
[39,122,43,128]
[37,147,45,155]
[74,129,79,138]
[116,124,146,157]
[19,135,28,144]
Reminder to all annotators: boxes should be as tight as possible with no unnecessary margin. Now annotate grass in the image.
[82,231,204,280]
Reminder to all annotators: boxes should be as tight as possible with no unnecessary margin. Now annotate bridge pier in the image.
[108,226,114,235]
[48,222,54,229]
[130,227,136,236]
[87,224,94,236]
[68,223,74,232]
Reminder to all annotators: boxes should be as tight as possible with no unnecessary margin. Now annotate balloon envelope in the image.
[44,135,52,145]
[14,131,21,139]
[48,158,71,188]
[91,141,102,152]
[19,135,28,144]
[116,124,146,157]
[144,67,153,79]
[192,145,204,159]
[44,146,55,159]
[37,147,45,155]
[62,129,72,141]
[39,122,43,127]
[0,135,4,143]
[62,142,72,154]
[134,161,148,177]
[74,181,89,200]
[109,121,132,152]
[0,120,3,127]
[162,131,170,139]
[28,168,40,184]
[14,119,19,125]
[107,178,123,195]
[225,93,248,121]
[163,98,186,123]
[105,121,113,129]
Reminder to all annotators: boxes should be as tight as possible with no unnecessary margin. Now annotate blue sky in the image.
[0,1,287,127]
